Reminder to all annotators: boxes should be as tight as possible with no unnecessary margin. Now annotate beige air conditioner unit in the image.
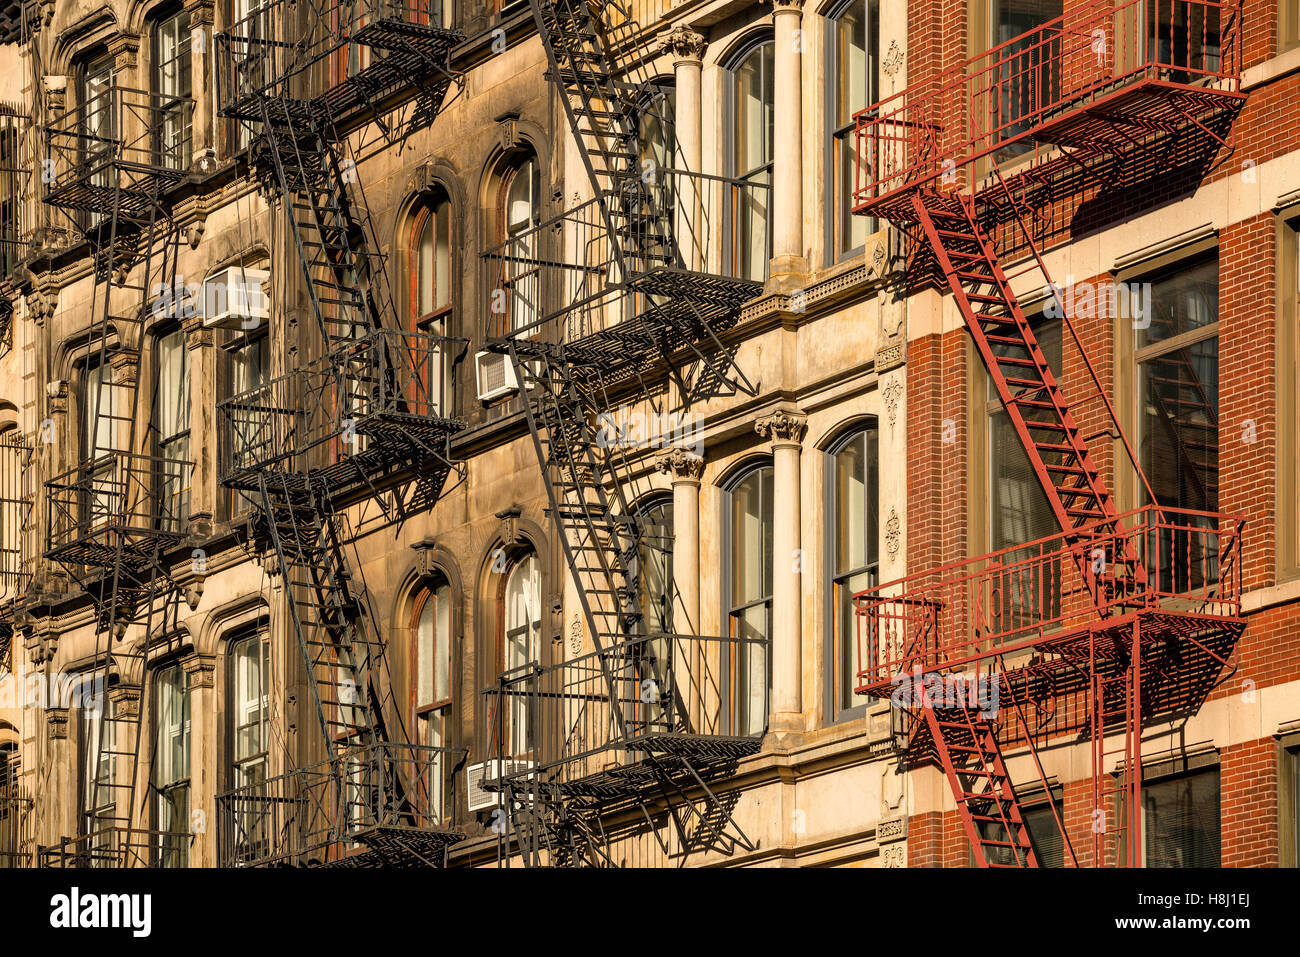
[475,350,519,402]
[466,759,534,812]
[203,266,270,331]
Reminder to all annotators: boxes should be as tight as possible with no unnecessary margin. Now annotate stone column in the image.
[184,0,216,169]
[181,652,215,866]
[656,448,704,636]
[663,26,705,270]
[755,409,806,734]
[768,0,808,292]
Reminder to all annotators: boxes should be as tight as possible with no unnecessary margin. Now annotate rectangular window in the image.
[225,329,269,516]
[1143,767,1220,867]
[989,0,1063,161]
[232,632,269,789]
[152,8,192,170]
[829,427,878,721]
[415,583,452,822]
[0,117,20,276]
[154,664,191,867]
[827,0,878,261]
[80,55,115,202]
[155,328,191,529]
[976,792,1065,867]
[80,685,115,844]
[1137,256,1219,591]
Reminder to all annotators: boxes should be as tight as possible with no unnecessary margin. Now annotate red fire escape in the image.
[852,0,1246,867]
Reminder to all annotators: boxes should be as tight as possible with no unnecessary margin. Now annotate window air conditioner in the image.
[466,759,534,812]
[475,350,519,402]
[203,266,270,331]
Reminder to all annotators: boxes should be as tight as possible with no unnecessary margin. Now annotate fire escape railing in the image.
[853,0,1242,215]
[481,632,766,798]
[854,504,1244,693]
[218,330,465,493]
[37,827,194,869]
[482,168,769,355]
[216,0,462,130]
[216,742,467,867]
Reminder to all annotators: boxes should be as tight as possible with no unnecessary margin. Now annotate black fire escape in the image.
[212,0,469,867]
[479,0,768,866]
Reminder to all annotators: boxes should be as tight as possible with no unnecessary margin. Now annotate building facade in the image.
[0,0,1293,868]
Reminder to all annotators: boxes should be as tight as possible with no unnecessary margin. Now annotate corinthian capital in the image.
[755,409,807,445]
[661,25,706,63]
[657,447,704,481]
[771,0,805,12]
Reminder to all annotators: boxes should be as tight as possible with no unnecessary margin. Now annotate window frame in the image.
[152,660,192,868]
[723,35,775,282]
[721,461,774,737]
[496,152,542,338]
[824,423,879,724]
[151,4,193,171]
[494,547,543,759]
[153,323,192,530]
[824,0,879,264]
[1136,760,1222,869]
[227,626,270,793]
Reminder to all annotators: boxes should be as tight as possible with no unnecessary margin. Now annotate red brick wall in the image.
[1221,737,1280,867]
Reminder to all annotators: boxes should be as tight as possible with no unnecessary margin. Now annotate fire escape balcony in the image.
[45,450,193,578]
[37,827,193,868]
[216,742,467,867]
[480,632,766,806]
[853,504,1244,705]
[216,0,462,136]
[852,0,1244,221]
[0,758,31,868]
[44,84,192,223]
[219,330,465,504]
[480,168,768,382]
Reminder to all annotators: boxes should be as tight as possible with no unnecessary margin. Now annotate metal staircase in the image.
[39,82,194,867]
[852,0,1247,867]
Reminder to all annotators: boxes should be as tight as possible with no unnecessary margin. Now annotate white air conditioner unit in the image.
[466,759,534,812]
[474,350,519,402]
[203,266,270,331]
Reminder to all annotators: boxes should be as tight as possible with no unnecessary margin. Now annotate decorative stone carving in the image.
[883,40,903,79]
[771,0,804,10]
[495,506,524,547]
[107,35,141,73]
[568,610,583,656]
[754,410,807,446]
[412,537,439,578]
[660,25,706,62]
[885,508,901,558]
[181,653,216,690]
[882,377,903,431]
[46,708,69,740]
[656,447,704,482]
[495,113,522,153]
[108,684,142,719]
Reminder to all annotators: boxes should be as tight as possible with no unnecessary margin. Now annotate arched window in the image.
[725,39,774,281]
[826,0,878,260]
[826,424,878,722]
[724,464,772,736]
[500,550,541,755]
[499,153,541,335]
[635,495,673,634]
[412,577,453,821]
[408,193,453,416]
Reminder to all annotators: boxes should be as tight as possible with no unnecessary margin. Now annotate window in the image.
[1148,0,1221,80]
[79,683,114,841]
[231,631,269,790]
[0,114,20,275]
[154,664,191,867]
[827,425,878,722]
[81,362,119,528]
[409,194,452,415]
[154,327,191,529]
[1143,767,1220,867]
[501,550,541,756]
[826,0,878,261]
[0,744,18,867]
[725,465,772,736]
[80,55,114,196]
[989,0,1062,161]
[224,326,269,517]
[499,153,541,335]
[726,40,774,281]
[975,790,1066,867]
[1137,257,1219,590]
[413,580,453,822]
[635,496,673,634]
[986,315,1063,631]
[1283,739,1300,867]
[1285,1,1300,53]
[152,8,193,170]
[231,0,269,151]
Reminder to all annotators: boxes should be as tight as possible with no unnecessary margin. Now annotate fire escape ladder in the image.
[922,704,1037,868]
[910,191,1146,605]
[256,470,388,755]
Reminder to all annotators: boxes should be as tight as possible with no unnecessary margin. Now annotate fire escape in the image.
[852,0,1246,866]
[479,0,767,866]
[37,78,195,867]
[212,0,469,867]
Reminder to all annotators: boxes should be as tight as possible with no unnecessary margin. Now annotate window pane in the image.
[234,635,268,764]
[834,431,878,574]
[638,499,673,632]
[733,42,773,176]
[730,467,773,605]
[417,592,434,707]
[434,199,451,311]
[155,666,190,787]
[434,582,451,702]
[1141,336,1218,512]
[1140,258,1218,347]
[1144,770,1220,867]
[417,214,435,318]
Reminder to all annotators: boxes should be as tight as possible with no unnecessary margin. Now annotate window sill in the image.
[1242,46,1300,91]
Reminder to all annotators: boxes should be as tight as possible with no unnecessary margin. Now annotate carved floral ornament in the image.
[660,25,706,62]
[656,447,704,481]
[754,410,807,445]
[882,377,903,430]
[883,40,903,79]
